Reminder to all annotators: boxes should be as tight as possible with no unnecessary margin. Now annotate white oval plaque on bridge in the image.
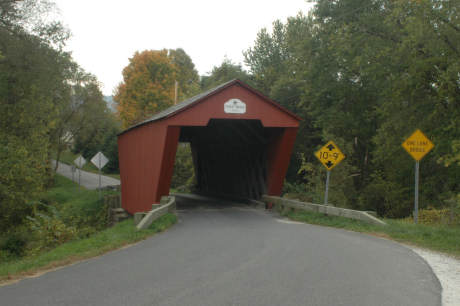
[224,99,246,114]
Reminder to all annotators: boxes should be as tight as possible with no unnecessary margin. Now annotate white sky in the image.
[53,0,314,95]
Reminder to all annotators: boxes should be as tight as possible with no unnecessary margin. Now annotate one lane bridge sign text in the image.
[402,129,434,161]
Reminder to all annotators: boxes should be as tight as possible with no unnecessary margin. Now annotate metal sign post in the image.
[402,129,434,224]
[91,152,109,199]
[414,161,420,224]
[315,141,345,206]
[74,155,86,191]
[71,165,76,184]
[324,170,331,205]
[98,167,102,198]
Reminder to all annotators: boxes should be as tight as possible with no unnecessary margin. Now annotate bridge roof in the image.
[120,79,300,135]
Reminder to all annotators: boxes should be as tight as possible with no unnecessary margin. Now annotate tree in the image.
[114,50,177,129]
[245,0,460,217]
[69,79,119,161]
[200,58,252,90]
[168,48,200,100]
[0,0,73,231]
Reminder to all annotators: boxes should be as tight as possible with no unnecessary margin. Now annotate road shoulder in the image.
[410,247,460,306]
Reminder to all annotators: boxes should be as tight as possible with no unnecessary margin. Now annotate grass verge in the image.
[285,210,460,258]
[0,214,177,284]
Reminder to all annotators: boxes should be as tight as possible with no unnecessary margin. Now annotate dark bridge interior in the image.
[179,119,283,199]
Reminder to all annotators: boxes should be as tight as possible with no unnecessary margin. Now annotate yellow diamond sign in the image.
[315,141,345,170]
[402,129,434,161]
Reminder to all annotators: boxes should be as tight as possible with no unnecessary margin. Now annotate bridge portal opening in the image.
[178,119,284,199]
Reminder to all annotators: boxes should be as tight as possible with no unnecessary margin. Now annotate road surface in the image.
[0,197,441,306]
[54,161,120,190]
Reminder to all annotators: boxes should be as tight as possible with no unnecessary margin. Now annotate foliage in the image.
[0,230,28,258]
[54,70,119,173]
[415,207,460,226]
[99,124,121,173]
[168,48,201,100]
[0,1,115,233]
[0,214,177,281]
[200,58,253,90]
[72,112,121,173]
[171,143,195,192]
[245,0,460,217]
[282,181,318,203]
[114,49,176,128]
[0,175,110,260]
[25,205,78,254]
[41,175,109,233]
[284,209,460,257]
[114,48,200,129]
[406,196,460,226]
[0,0,74,232]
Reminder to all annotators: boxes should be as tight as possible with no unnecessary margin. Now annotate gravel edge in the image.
[409,247,460,306]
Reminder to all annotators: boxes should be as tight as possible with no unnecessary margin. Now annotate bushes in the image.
[26,209,78,254]
[417,208,459,226]
[407,198,460,226]
[282,181,318,203]
[171,143,195,192]
[1,175,110,260]
[0,231,28,259]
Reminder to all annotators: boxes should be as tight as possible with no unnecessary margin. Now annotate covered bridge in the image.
[118,79,300,214]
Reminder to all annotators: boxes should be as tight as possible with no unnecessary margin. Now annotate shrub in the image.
[0,231,28,257]
[26,211,78,253]
[171,143,195,191]
[416,207,460,226]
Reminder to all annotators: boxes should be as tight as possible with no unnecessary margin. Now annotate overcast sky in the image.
[53,0,314,95]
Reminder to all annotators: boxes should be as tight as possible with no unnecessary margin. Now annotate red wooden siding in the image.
[118,80,301,214]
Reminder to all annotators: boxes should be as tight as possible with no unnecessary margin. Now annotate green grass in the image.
[285,210,460,258]
[40,175,117,230]
[43,174,107,206]
[0,174,176,283]
[0,215,176,282]
[57,150,120,180]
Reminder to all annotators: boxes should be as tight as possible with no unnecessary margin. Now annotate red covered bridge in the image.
[117,79,300,214]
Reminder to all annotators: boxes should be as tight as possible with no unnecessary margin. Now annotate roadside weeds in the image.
[0,214,177,286]
[284,210,460,258]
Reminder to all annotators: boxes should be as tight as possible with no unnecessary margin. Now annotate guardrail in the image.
[261,195,386,226]
[135,196,176,230]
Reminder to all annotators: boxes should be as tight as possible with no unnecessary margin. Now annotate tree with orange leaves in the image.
[114,49,177,128]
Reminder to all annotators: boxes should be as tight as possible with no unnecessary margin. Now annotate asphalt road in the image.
[54,161,120,190]
[0,197,441,306]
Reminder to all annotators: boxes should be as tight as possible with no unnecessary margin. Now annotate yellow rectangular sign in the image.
[402,129,434,161]
[315,140,345,170]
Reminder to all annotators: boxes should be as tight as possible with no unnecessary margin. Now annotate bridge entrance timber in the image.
[117,80,300,214]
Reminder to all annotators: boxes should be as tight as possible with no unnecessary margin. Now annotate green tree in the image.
[168,48,200,100]
[200,58,253,90]
[70,78,120,167]
[0,0,73,231]
[245,0,460,217]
